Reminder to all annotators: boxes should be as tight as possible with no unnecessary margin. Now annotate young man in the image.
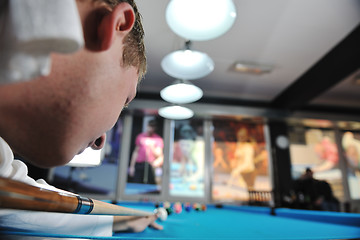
[0,0,162,236]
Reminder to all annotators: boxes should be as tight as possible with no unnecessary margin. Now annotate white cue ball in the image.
[154,207,168,221]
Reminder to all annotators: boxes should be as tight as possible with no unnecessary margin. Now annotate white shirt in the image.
[0,0,84,83]
[0,137,113,237]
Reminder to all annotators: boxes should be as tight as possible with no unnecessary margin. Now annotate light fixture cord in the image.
[185,40,192,50]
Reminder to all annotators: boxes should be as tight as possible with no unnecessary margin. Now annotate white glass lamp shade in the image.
[160,81,203,104]
[158,105,194,120]
[166,0,237,41]
[161,50,214,80]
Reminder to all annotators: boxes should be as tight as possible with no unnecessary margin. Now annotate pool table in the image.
[1,202,360,239]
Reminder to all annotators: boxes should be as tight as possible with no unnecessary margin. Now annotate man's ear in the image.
[97,3,135,51]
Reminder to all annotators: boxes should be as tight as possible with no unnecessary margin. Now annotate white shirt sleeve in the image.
[0,210,114,237]
[0,137,114,237]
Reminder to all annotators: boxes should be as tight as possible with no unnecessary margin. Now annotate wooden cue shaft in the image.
[0,177,153,217]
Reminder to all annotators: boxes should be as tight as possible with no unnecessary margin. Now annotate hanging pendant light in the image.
[161,41,214,80]
[160,80,203,104]
[158,105,194,120]
[166,0,237,41]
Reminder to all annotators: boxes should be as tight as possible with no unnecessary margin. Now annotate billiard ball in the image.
[215,204,223,208]
[193,203,201,211]
[154,207,168,221]
[166,207,173,215]
[173,202,182,214]
[163,201,171,209]
[201,204,207,211]
[184,202,192,212]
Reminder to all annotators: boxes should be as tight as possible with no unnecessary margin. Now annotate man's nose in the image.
[91,133,106,150]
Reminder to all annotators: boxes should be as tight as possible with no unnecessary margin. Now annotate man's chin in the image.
[77,148,86,155]
[77,141,94,155]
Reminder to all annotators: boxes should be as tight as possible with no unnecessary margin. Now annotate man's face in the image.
[18,45,139,167]
[147,125,156,135]
[61,48,139,165]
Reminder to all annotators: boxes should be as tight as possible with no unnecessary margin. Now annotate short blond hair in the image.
[101,0,146,81]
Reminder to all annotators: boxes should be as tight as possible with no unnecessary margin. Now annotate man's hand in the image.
[128,166,135,177]
[113,215,163,233]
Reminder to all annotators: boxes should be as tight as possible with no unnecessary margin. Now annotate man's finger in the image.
[150,220,163,230]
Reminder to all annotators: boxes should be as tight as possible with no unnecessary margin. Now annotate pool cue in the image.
[0,176,153,217]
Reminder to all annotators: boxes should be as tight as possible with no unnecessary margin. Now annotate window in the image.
[289,127,344,202]
[341,131,360,199]
[124,115,164,196]
[170,119,205,197]
[212,118,271,202]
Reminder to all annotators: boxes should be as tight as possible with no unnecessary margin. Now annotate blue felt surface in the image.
[2,203,360,239]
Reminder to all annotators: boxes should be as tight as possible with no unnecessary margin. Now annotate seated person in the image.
[0,0,162,236]
[293,168,339,211]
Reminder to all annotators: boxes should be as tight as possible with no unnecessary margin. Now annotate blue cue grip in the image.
[74,196,94,214]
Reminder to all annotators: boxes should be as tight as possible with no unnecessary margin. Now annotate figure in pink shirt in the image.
[128,120,164,184]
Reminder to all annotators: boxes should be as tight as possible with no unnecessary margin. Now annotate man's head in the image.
[0,0,146,167]
[146,120,157,135]
[304,167,313,179]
